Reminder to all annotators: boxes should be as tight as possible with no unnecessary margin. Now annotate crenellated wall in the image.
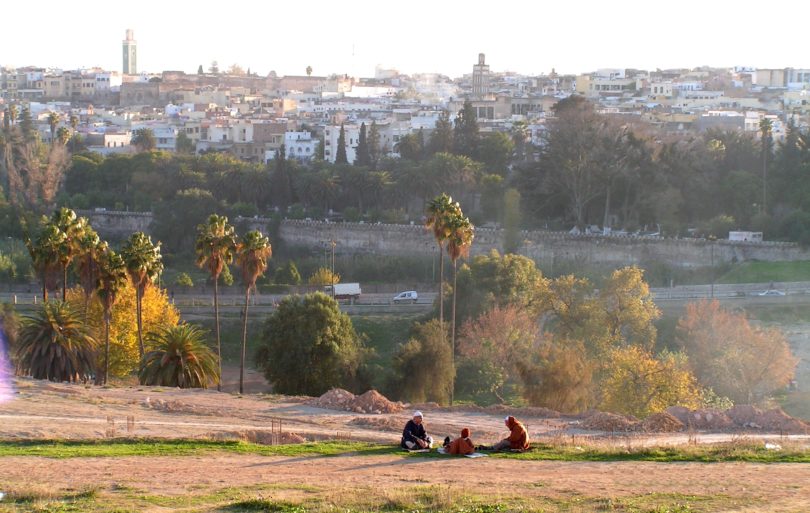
[80,211,810,268]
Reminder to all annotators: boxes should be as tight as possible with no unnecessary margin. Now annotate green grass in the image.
[717,260,810,284]
[1,438,807,463]
[0,439,393,459]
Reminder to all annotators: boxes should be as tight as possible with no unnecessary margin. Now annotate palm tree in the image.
[47,112,60,145]
[69,114,79,132]
[235,230,271,394]
[195,214,237,391]
[26,223,65,302]
[15,301,97,383]
[56,126,71,146]
[50,208,87,301]
[73,228,103,320]
[8,104,18,126]
[96,248,128,385]
[445,213,474,404]
[425,194,462,331]
[139,324,219,388]
[121,232,163,358]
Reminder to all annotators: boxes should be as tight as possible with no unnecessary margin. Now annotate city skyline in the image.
[3,0,810,78]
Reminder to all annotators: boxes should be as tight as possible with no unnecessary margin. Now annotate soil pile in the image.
[581,412,637,432]
[308,388,356,410]
[757,408,808,433]
[348,417,403,431]
[348,390,405,414]
[309,389,404,414]
[639,412,684,433]
[143,398,223,416]
[667,405,808,434]
[666,407,733,430]
[726,404,761,427]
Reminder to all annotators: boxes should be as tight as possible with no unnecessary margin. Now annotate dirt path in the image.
[2,453,809,510]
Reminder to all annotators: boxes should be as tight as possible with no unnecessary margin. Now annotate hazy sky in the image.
[3,0,809,78]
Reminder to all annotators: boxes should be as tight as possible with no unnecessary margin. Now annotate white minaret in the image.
[122,29,137,75]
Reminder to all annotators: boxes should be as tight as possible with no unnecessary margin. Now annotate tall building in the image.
[122,29,137,75]
[472,53,490,96]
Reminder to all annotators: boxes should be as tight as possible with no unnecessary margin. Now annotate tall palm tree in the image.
[15,301,97,383]
[96,248,127,385]
[56,126,71,146]
[195,214,236,391]
[445,213,474,404]
[25,223,65,302]
[50,208,87,301]
[47,112,60,145]
[235,230,271,394]
[425,193,462,331]
[69,114,79,133]
[73,228,103,320]
[121,232,163,358]
[139,324,219,388]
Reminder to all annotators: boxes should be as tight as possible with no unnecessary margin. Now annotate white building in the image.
[324,124,360,163]
[282,131,318,162]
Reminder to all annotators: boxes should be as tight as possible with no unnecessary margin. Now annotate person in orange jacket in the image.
[443,428,475,455]
[492,416,530,451]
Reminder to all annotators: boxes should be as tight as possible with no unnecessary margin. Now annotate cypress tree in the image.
[354,122,370,166]
[335,124,349,164]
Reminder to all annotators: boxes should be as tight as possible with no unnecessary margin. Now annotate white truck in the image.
[324,283,361,303]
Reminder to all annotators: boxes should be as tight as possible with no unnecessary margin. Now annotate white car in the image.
[393,291,418,304]
[758,289,786,296]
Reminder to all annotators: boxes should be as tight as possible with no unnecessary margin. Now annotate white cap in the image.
[413,411,423,418]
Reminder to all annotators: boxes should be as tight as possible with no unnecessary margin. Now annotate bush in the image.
[255,292,366,396]
[389,319,453,405]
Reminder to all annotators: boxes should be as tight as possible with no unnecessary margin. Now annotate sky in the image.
[2,0,809,78]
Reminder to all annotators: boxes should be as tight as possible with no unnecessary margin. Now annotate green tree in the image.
[56,127,71,146]
[453,100,479,159]
[477,132,515,176]
[274,261,301,285]
[368,121,381,170]
[445,211,474,404]
[49,207,87,301]
[391,319,454,404]
[502,188,522,253]
[121,232,163,358]
[73,228,104,317]
[19,107,34,140]
[271,145,293,209]
[354,122,370,167]
[25,222,65,302]
[197,65,204,75]
[335,125,348,165]
[47,112,60,146]
[15,301,97,383]
[235,230,272,394]
[175,131,195,154]
[308,266,339,286]
[139,324,219,388]
[428,110,453,156]
[425,193,462,332]
[760,117,773,214]
[174,272,194,288]
[255,292,365,395]
[96,247,128,384]
[195,214,237,391]
[131,128,156,152]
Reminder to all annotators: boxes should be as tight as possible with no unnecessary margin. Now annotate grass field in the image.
[717,260,810,284]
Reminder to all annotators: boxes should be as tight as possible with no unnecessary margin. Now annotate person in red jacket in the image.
[492,416,530,451]
[444,428,475,455]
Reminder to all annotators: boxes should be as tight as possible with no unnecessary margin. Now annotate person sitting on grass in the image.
[401,411,433,450]
[491,415,530,452]
[443,428,475,455]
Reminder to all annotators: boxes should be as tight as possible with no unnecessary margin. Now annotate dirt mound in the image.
[142,398,224,416]
[308,388,356,410]
[757,408,809,433]
[308,389,404,414]
[348,390,405,414]
[726,404,762,427]
[691,409,734,430]
[208,430,306,445]
[348,417,403,432]
[581,412,638,432]
[639,412,684,433]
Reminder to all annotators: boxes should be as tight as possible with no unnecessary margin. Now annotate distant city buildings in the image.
[2,36,810,160]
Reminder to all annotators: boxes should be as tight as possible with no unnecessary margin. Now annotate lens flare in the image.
[0,329,13,404]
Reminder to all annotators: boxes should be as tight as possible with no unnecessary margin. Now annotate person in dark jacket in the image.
[401,411,434,450]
